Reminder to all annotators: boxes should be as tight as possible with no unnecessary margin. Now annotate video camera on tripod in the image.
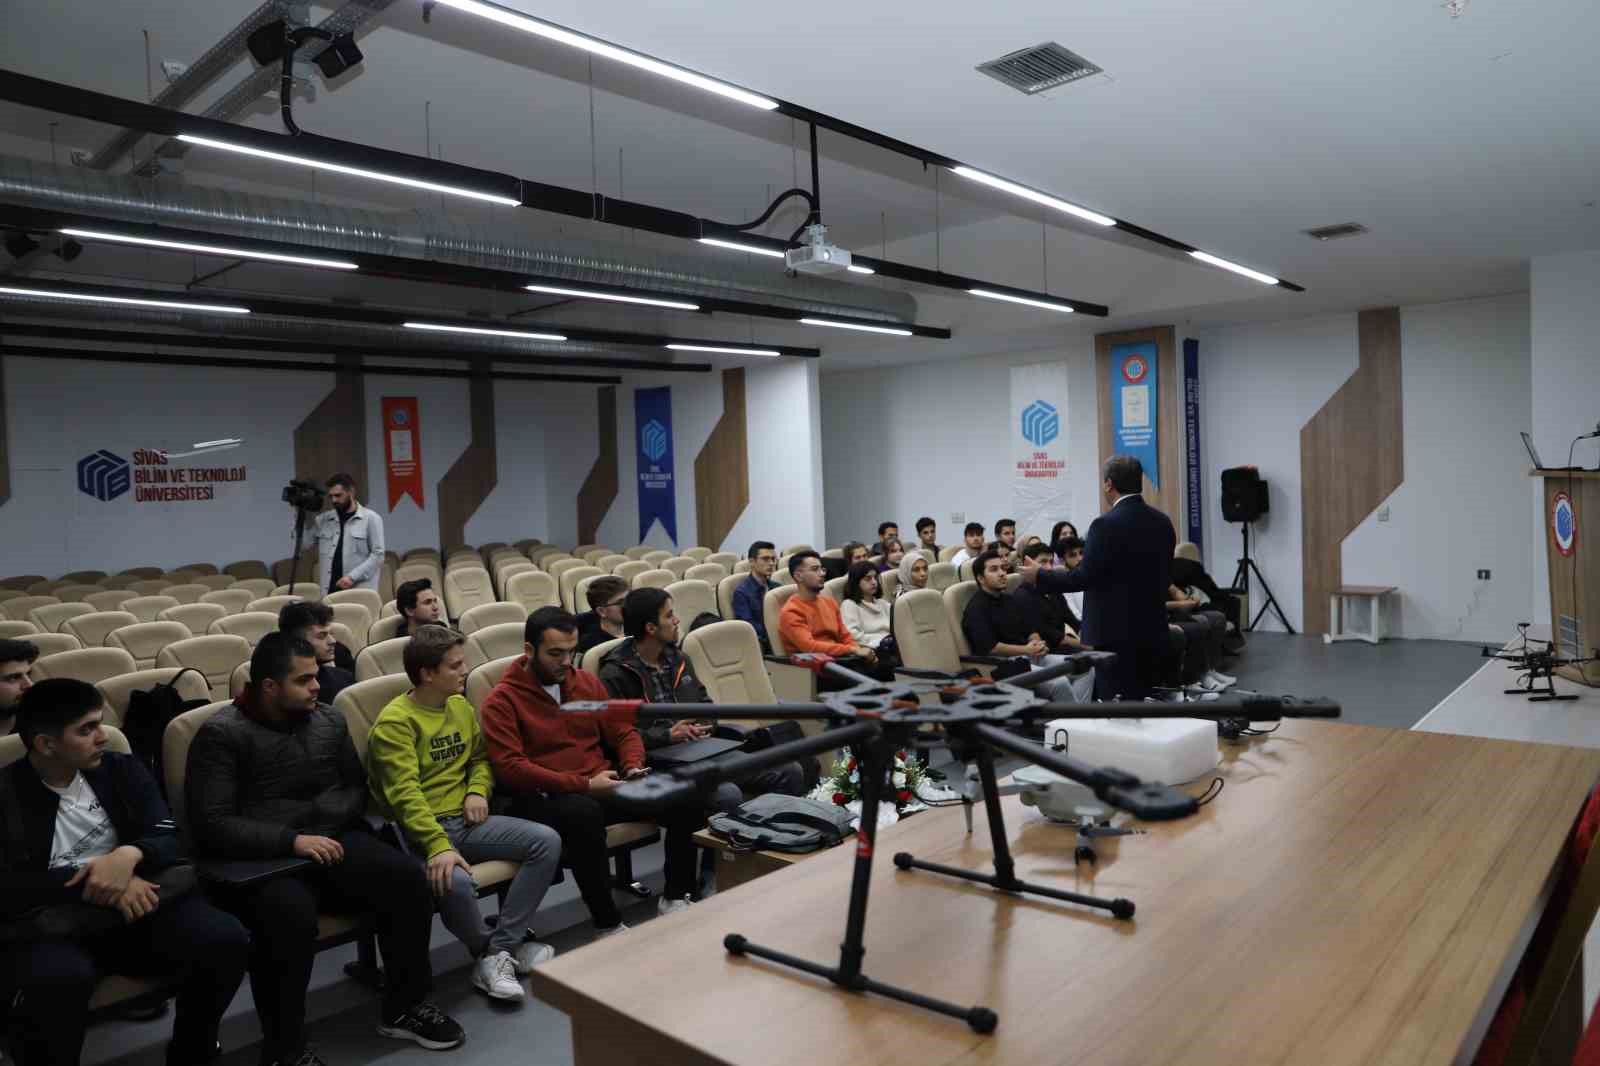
[282,478,326,512]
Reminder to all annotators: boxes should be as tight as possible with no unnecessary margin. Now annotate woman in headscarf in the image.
[895,549,929,599]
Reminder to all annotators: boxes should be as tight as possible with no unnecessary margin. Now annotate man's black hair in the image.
[915,516,936,533]
[325,472,356,491]
[524,605,578,650]
[747,540,776,560]
[278,600,333,636]
[0,638,40,666]
[876,521,897,538]
[1020,541,1053,562]
[623,587,673,641]
[15,678,103,750]
[963,521,985,538]
[994,518,1016,537]
[973,549,1007,584]
[396,578,433,615]
[787,550,821,576]
[250,631,318,687]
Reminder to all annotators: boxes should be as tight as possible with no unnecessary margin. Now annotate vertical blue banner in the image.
[634,387,677,544]
[1183,338,1204,550]
[1110,340,1160,486]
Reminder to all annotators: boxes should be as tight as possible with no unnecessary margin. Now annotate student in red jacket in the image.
[479,607,707,934]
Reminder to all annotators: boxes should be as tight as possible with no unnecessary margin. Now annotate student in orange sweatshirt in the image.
[778,551,895,685]
[479,607,707,934]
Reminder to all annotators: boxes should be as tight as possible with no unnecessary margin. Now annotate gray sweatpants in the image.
[434,814,561,958]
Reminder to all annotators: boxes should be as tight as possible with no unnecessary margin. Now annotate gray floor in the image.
[75,634,1486,1066]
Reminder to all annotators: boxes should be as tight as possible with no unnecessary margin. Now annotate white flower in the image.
[892,771,906,788]
[849,768,859,783]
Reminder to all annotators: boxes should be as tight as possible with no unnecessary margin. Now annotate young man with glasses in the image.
[577,576,629,655]
[731,541,780,653]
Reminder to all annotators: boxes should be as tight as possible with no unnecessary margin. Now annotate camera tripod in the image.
[566,655,1339,1033]
[1229,521,1294,633]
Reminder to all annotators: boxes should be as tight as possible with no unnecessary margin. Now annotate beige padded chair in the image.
[458,602,524,636]
[611,561,650,587]
[493,560,536,598]
[325,587,384,621]
[117,568,164,580]
[53,584,107,604]
[128,580,171,597]
[716,573,747,619]
[403,547,441,561]
[30,602,94,634]
[161,702,234,832]
[200,588,254,615]
[573,575,606,619]
[733,559,752,575]
[661,557,696,580]
[464,622,526,672]
[327,622,359,661]
[247,595,301,616]
[84,589,137,613]
[570,544,600,559]
[62,611,139,649]
[782,544,814,556]
[396,562,442,590]
[943,581,980,657]
[681,547,712,562]
[229,661,252,701]
[335,674,415,754]
[33,647,137,686]
[505,571,560,613]
[705,552,738,573]
[685,562,729,586]
[631,568,674,591]
[223,560,272,581]
[446,553,484,573]
[0,620,37,639]
[27,633,82,657]
[527,546,563,565]
[545,558,584,585]
[208,612,278,648]
[368,614,406,645]
[763,585,800,656]
[328,604,374,650]
[0,576,47,591]
[269,560,296,586]
[938,545,961,562]
[928,562,958,592]
[641,550,673,568]
[466,655,518,709]
[157,584,210,605]
[159,603,228,637]
[193,574,237,591]
[581,637,624,676]
[559,566,603,613]
[581,549,613,567]
[232,578,277,600]
[957,561,976,583]
[893,588,965,674]
[680,621,776,704]
[120,596,180,624]
[273,582,323,601]
[442,567,496,621]
[774,569,795,587]
[3,595,60,622]
[354,637,409,681]
[157,636,251,701]
[59,570,108,585]
[665,580,719,624]
[26,581,64,597]
[821,548,844,560]
[880,571,900,601]
[108,622,191,671]
[97,668,209,730]
[177,563,219,576]
[622,547,653,561]
[593,554,629,575]
[821,576,848,603]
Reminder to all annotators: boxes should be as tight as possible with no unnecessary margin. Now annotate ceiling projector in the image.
[785,223,853,275]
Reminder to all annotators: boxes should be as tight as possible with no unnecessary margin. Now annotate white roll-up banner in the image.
[1010,361,1072,543]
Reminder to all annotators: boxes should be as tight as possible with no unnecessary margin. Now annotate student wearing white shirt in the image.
[948,522,988,568]
[839,563,893,650]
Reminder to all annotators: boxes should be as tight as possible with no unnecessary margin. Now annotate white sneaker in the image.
[1206,670,1236,689]
[472,951,524,1002]
[512,940,556,974]
[657,894,694,916]
[593,922,629,939]
[1196,675,1226,692]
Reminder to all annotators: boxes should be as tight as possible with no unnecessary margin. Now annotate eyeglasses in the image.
[604,599,627,610]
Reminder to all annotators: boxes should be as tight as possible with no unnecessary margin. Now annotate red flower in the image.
[846,758,857,771]
[897,790,912,802]
[832,792,848,806]
[896,750,907,760]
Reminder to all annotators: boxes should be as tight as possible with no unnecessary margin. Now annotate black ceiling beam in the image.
[0,342,623,385]
[0,322,713,374]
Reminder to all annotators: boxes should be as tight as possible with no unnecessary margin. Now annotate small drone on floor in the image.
[564,652,1340,1034]
[1485,622,1598,702]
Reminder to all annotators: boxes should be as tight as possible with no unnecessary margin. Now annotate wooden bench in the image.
[1324,584,1397,645]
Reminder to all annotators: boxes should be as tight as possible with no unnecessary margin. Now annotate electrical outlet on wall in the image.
[1477,569,1492,580]
[1377,505,1391,523]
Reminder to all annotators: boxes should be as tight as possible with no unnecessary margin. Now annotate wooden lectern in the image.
[1534,469,1600,686]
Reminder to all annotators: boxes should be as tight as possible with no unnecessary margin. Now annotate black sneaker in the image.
[265,1050,328,1066]
[377,1001,465,1050]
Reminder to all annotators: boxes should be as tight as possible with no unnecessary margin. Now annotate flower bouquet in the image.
[807,749,930,829]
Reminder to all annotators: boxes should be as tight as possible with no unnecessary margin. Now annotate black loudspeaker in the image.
[1220,466,1269,523]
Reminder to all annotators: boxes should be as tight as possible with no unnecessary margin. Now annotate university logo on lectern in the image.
[1552,492,1577,557]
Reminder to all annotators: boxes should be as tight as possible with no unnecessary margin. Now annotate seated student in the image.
[480,608,706,931]
[876,537,906,574]
[1171,555,1246,651]
[395,578,445,639]
[731,541,780,652]
[0,636,39,736]
[962,550,1085,699]
[1167,585,1236,692]
[993,518,1018,555]
[366,626,561,1003]
[841,541,870,566]
[894,552,930,599]
[187,633,463,1064]
[1014,542,1084,650]
[0,679,250,1066]
[949,522,987,568]
[839,563,893,651]
[278,600,355,706]
[914,516,940,557]
[576,576,629,655]
[871,521,900,559]
[1049,521,1079,559]
[779,552,892,684]
[597,589,804,815]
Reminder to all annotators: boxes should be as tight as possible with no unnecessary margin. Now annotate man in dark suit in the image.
[1024,455,1176,700]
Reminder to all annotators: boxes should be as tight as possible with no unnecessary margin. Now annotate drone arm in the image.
[670,720,880,790]
[971,722,1196,821]
[1011,695,1341,722]
[559,699,834,723]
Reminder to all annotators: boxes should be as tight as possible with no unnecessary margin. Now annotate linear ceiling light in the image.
[1188,250,1279,286]
[0,285,250,314]
[403,321,567,342]
[431,0,778,110]
[60,228,359,270]
[798,317,913,337]
[969,288,1074,313]
[525,284,698,311]
[949,166,1116,228]
[697,237,785,258]
[176,134,522,207]
[665,343,780,357]
[846,264,875,275]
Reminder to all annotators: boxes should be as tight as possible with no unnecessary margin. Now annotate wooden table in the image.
[692,827,813,892]
[530,721,1600,1066]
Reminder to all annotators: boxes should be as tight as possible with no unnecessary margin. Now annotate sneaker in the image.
[1208,669,1238,686]
[267,1051,328,1066]
[512,940,556,974]
[472,950,525,1002]
[657,894,694,916]
[593,921,630,939]
[377,1002,465,1050]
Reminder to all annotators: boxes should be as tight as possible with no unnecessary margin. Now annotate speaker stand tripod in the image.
[1230,522,1294,634]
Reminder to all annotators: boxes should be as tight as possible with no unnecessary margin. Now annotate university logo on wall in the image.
[1020,400,1060,448]
[76,450,130,502]
[1552,492,1577,557]
[640,419,669,463]
[1122,355,1149,384]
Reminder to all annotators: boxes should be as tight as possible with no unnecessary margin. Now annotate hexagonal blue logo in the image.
[640,419,668,463]
[1020,400,1059,448]
[77,450,131,502]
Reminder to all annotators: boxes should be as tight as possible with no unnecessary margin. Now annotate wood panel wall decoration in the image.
[437,358,497,552]
[577,386,618,546]
[0,350,9,507]
[693,368,749,552]
[1095,325,1183,520]
[293,351,367,508]
[1300,308,1403,636]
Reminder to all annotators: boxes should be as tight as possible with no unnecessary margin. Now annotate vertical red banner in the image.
[382,397,423,509]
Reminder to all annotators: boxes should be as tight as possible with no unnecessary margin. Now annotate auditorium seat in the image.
[328,622,359,660]
[381,599,399,617]
[26,633,82,658]
[0,575,46,591]
[631,568,674,592]
[0,620,37,639]
[442,567,496,621]
[458,602,524,636]
[272,582,324,601]
[782,544,814,556]
[192,575,237,591]
[232,578,277,600]
[34,647,138,686]
[62,611,138,649]
[592,554,629,575]
[957,561,975,583]
[581,549,613,567]
[527,546,563,566]
[229,661,251,701]
[335,674,415,753]
[59,570,107,585]
[53,584,107,604]
[177,563,219,576]
[81,589,134,614]
[685,562,729,586]
[641,551,673,568]
[396,561,443,590]
[821,548,843,560]
[465,622,526,671]
[109,621,191,670]
[269,559,296,586]
[465,655,517,708]
[821,577,847,603]
[325,588,383,621]
[0,589,22,604]
[938,546,960,562]
[97,668,209,730]
[223,560,271,581]
[573,575,603,618]
[662,557,696,579]
[682,547,711,562]
[581,637,623,676]
[98,576,141,591]
[545,558,584,586]
[208,612,278,648]
[505,571,560,613]
[200,588,253,615]
[354,636,408,681]
[716,574,745,619]
[446,553,482,573]
[774,569,795,587]
[328,604,374,649]
[116,568,164,580]
[493,560,536,598]
[665,580,718,624]
[892,588,964,674]
[159,603,228,637]
[403,547,441,561]
[622,547,653,561]
[705,552,738,573]
[27,580,64,597]
[763,585,800,656]
[513,539,541,554]
[880,571,900,600]
[611,561,649,587]
[246,595,301,616]
[943,581,979,656]
[2,595,60,622]
[128,580,171,597]
[680,621,774,704]
[559,566,603,613]
[733,560,751,575]
[157,636,251,701]
[121,596,180,624]
[157,583,210,605]
[30,602,94,634]
[368,614,405,645]
[928,562,958,592]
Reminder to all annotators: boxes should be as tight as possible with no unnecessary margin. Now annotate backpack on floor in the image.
[122,667,210,797]
[706,794,856,854]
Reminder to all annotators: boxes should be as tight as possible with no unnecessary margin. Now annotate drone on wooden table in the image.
[1484,623,1598,702]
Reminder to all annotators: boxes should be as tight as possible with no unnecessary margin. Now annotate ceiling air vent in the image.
[1303,222,1369,241]
[976,42,1102,95]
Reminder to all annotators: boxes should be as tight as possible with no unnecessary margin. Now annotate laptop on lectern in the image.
[1522,431,1546,470]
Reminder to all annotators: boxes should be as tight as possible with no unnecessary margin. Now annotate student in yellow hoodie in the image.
[365,625,562,1004]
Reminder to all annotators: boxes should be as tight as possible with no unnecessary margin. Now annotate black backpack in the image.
[122,668,211,797]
